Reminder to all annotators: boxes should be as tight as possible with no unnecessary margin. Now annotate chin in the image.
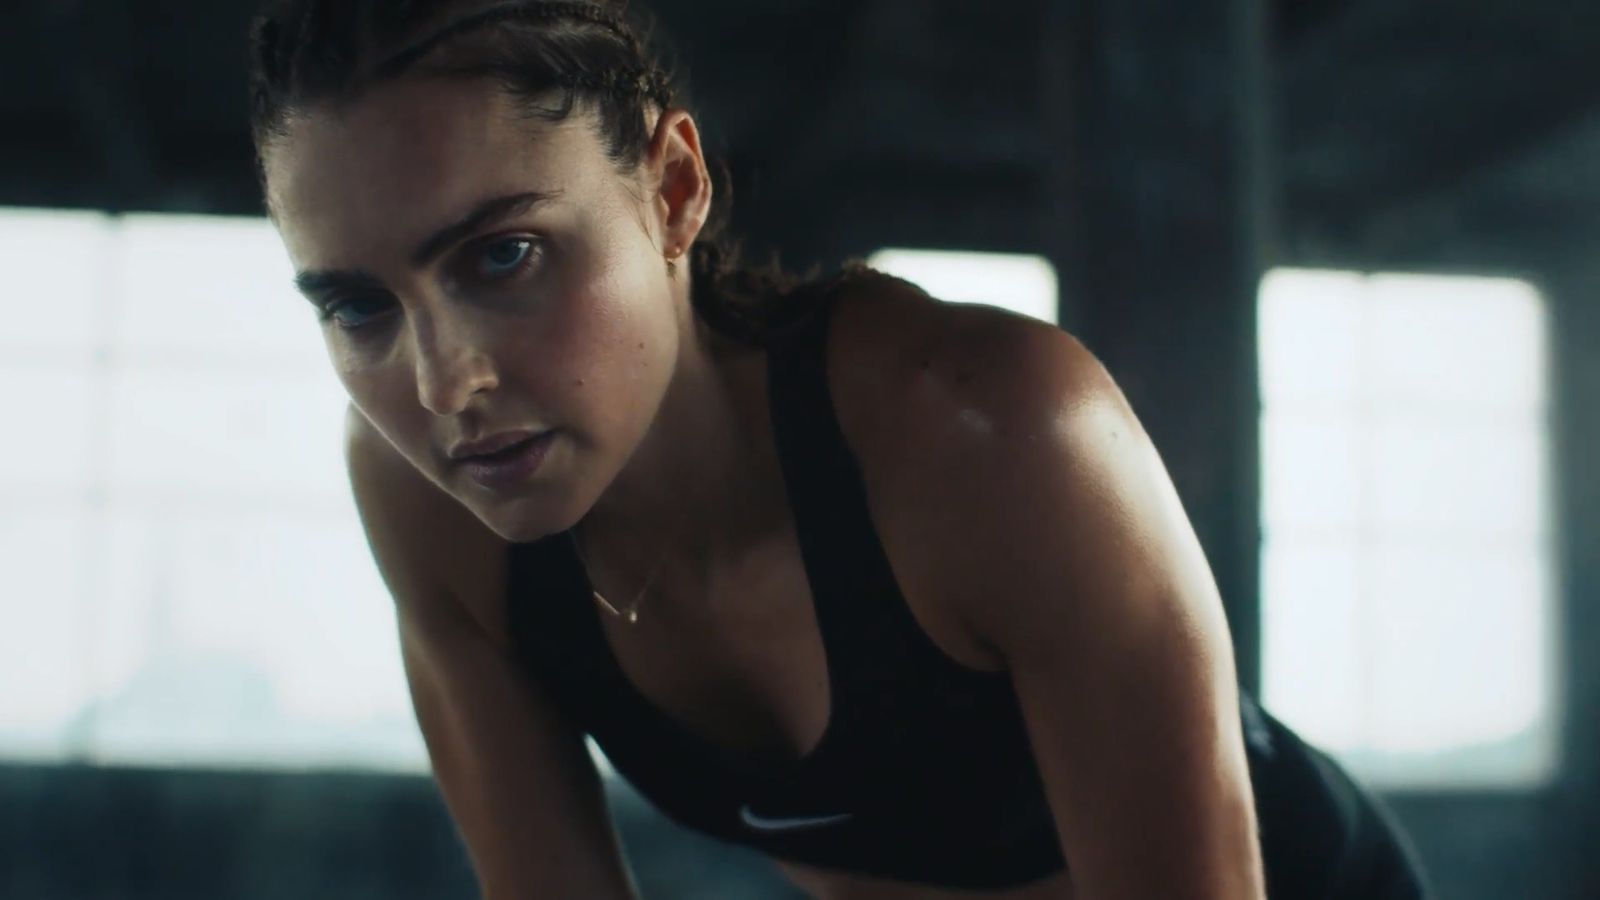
[466,492,579,545]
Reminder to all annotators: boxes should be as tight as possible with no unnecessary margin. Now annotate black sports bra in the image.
[506,272,1428,896]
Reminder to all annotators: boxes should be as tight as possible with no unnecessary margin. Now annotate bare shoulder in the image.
[343,406,512,646]
[824,270,1111,461]
[824,272,1146,662]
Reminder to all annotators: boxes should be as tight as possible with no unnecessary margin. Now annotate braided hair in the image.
[248,0,801,345]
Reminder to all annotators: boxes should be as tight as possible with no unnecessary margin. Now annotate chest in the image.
[597,539,830,762]
[590,527,993,765]
[505,506,1059,888]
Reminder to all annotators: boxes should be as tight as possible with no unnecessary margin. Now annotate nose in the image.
[409,309,499,416]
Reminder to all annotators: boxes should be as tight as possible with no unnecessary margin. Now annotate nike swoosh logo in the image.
[739,804,854,833]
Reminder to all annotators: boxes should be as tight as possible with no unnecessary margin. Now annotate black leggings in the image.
[1243,696,1431,899]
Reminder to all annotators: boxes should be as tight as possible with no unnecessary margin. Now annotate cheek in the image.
[532,258,676,403]
[324,334,388,406]
[331,357,436,464]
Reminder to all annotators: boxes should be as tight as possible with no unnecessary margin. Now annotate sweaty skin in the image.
[269,71,1261,899]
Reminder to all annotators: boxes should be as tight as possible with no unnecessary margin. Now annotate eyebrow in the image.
[292,189,561,300]
[409,190,559,268]
[294,267,387,302]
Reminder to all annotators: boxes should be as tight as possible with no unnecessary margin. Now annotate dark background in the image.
[3,0,1596,897]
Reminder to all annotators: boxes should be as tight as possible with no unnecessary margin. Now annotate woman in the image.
[248,1,1427,897]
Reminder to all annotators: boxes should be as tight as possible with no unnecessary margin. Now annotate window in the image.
[867,248,1060,324]
[1258,268,1557,789]
[0,209,425,771]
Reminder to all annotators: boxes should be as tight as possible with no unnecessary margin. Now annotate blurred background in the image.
[1,1,1595,898]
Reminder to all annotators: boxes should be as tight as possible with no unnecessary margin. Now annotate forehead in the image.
[265,77,605,269]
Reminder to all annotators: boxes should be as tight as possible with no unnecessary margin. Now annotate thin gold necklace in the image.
[568,529,672,625]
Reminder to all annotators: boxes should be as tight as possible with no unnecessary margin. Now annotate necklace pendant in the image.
[593,589,641,625]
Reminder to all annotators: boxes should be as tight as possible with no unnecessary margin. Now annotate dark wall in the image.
[1546,266,1600,900]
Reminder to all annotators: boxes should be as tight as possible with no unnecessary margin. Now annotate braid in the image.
[252,0,667,133]
[372,1,648,82]
[560,67,673,107]
[294,0,362,93]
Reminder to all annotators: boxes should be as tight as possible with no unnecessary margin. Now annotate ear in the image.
[644,109,712,263]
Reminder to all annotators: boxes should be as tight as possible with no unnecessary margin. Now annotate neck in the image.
[574,285,783,591]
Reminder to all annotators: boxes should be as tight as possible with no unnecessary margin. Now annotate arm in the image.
[345,407,638,900]
[852,307,1265,899]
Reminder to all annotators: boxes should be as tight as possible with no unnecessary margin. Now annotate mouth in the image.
[452,431,557,490]
[449,429,546,461]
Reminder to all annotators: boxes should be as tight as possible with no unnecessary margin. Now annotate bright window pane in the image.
[1260,538,1365,748]
[1260,412,1363,533]
[117,214,324,365]
[86,508,422,770]
[0,208,111,354]
[1258,268,1364,406]
[107,367,349,505]
[1370,420,1545,539]
[0,507,94,759]
[0,208,422,772]
[1365,548,1548,755]
[0,364,99,496]
[867,248,1059,324]
[1368,274,1546,414]
[1260,268,1556,789]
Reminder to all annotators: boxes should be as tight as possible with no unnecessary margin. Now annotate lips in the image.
[453,430,556,490]
[448,430,544,462]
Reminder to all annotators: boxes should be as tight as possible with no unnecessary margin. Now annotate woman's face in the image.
[264,76,689,542]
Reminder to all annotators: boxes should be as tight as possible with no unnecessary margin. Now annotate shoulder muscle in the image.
[830,284,1264,897]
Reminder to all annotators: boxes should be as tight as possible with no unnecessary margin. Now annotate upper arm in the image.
[344,407,637,900]
[839,304,1265,899]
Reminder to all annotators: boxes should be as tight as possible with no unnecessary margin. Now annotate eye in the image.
[322,292,395,331]
[475,237,537,280]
